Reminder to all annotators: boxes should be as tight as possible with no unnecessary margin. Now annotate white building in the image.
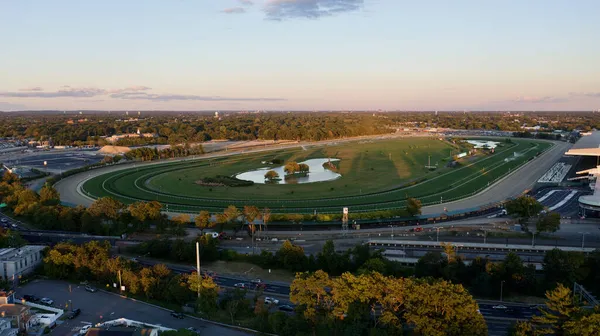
[0,318,18,336]
[0,246,45,281]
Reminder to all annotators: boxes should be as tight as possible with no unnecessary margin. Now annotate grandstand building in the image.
[565,131,600,217]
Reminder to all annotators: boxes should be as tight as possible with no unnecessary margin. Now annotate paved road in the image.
[16,280,251,336]
[423,141,572,215]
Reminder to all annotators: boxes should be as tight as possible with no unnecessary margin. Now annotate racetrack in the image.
[56,137,566,216]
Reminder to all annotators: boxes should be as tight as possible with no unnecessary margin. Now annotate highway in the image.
[134,257,540,336]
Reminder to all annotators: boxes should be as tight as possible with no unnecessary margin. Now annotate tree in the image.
[39,185,60,206]
[172,214,190,226]
[564,313,600,336]
[506,195,543,219]
[284,161,300,175]
[264,170,279,180]
[223,205,240,226]
[290,270,335,331]
[128,201,162,223]
[533,284,579,335]
[187,272,219,316]
[298,163,310,173]
[537,211,561,233]
[262,207,271,235]
[404,279,487,336]
[543,249,586,288]
[415,252,447,279]
[194,210,213,234]
[87,197,124,223]
[510,321,535,336]
[406,197,422,216]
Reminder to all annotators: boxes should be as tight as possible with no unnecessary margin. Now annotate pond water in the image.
[235,158,341,184]
[467,140,500,149]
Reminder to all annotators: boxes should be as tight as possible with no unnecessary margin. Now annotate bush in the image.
[197,175,253,187]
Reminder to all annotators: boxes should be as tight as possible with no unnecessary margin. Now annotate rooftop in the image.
[86,328,156,336]
[565,131,600,156]
[0,304,29,316]
[0,246,45,262]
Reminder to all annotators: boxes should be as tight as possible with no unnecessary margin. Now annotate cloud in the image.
[570,92,600,98]
[264,0,363,20]
[109,92,285,102]
[0,87,106,98]
[512,96,568,104]
[19,87,43,92]
[223,7,246,14]
[105,86,152,94]
[0,86,285,102]
[239,0,254,5]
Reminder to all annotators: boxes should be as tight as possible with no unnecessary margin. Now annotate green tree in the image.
[194,210,213,234]
[543,249,586,288]
[290,270,335,331]
[537,211,561,233]
[506,195,544,219]
[406,197,422,216]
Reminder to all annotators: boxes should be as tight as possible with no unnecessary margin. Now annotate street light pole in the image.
[500,280,505,302]
[434,227,441,242]
[579,232,589,249]
[196,241,201,298]
[531,232,536,247]
[389,225,394,238]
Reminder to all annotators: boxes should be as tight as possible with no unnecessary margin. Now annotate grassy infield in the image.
[83,138,552,214]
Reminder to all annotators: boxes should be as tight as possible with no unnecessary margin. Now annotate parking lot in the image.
[16,280,250,336]
[2,151,102,173]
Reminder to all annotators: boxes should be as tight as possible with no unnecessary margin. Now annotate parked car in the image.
[79,325,91,335]
[251,279,262,284]
[67,308,81,319]
[234,283,248,288]
[186,327,202,334]
[255,283,267,290]
[0,218,6,223]
[84,285,97,293]
[23,295,38,302]
[264,297,279,305]
[492,305,507,309]
[171,311,185,319]
[40,298,54,306]
[278,305,294,312]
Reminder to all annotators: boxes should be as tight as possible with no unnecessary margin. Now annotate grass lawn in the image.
[82,137,552,213]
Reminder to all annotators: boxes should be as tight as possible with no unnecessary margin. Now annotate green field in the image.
[82,137,552,214]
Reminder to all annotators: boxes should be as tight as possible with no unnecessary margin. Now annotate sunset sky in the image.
[1,0,599,111]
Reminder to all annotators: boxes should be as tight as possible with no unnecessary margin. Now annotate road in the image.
[16,280,251,336]
[423,140,572,215]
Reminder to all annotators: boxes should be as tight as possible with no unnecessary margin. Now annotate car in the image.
[251,278,262,284]
[278,305,294,312]
[67,308,81,319]
[171,311,185,319]
[234,283,248,288]
[84,285,97,293]
[186,327,202,334]
[40,298,54,305]
[23,295,38,302]
[79,325,92,335]
[0,218,6,223]
[255,283,267,290]
[264,297,279,305]
[492,305,507,309]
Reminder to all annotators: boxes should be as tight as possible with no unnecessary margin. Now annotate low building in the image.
[0,318,18,336]
[0,246,45,282]
[0,303,32,331]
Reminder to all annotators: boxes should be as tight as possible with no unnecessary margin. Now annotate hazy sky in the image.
[1,0,599,111]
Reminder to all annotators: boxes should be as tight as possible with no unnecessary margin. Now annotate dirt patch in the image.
[203,260,295,283]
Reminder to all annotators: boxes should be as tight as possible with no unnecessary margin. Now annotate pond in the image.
[467,140,500,149]
[234,158,341,184]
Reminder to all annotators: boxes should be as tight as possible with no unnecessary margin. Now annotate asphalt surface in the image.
[15,280,251,336]
[423,141,572,215]
[2,151,102,173]
[534,188,589,217]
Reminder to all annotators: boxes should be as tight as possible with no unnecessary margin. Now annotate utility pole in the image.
[531,232,536,247]
[196,241,201,298]
[579,232,589,249]
[118,270,122,293]
[434,227,441,242]
[500,280,505,302]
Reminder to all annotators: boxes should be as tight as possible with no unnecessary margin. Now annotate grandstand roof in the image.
[565,131,600,156]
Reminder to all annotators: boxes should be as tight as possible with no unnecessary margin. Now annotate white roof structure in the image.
[566,132,600,210]
[565,131,600,156]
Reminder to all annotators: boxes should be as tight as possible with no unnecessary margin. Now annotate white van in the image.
[205,232,220,239]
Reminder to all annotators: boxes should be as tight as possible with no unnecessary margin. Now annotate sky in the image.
[1,0,600,111]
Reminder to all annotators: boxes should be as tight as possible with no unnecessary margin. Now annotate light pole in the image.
[196,241,201,298]
[433,227,441,242]
[531,232,537,247]
[389,225,395,238]
[500,280,505,302]
[482,228,487,244]
[579,232,589,249]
